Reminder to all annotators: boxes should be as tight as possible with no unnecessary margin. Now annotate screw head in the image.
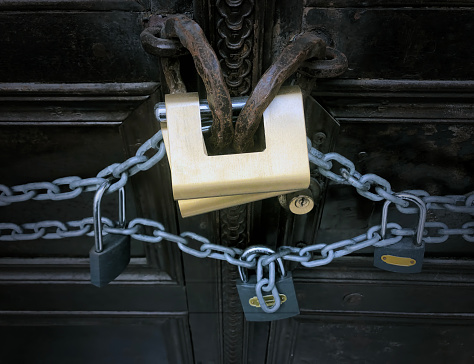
[312,132,327,146]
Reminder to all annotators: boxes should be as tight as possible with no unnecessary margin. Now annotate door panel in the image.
[0,1,191,360]
[0,0,473,363]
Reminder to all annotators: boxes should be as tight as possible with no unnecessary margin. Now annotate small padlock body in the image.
[374,237,425,273]
[89,234,131,287]
[236,272,299,321]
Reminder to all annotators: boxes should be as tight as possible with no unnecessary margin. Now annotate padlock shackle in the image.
[381,193,426,246]
[238,245,285,283]
[93,180,126,253]
[118,187,125,228]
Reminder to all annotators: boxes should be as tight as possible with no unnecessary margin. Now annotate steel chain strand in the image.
[257,258,277,292]
[128,218,165,243]
[421,222,450,243]
[22,220,69,240]
[441,196,474,214]
[320,233,367,257]
[0,223,41,241]
[223,252,256,269]
[58,221,93,238]
[372,223,405,247]
[14,182,61,201]
[133,130,167,172]
[277,246,312,263]
[463,222,474,242]
[388,221,474,244]
[308,144,473,214]
[334,235,382,258]
[439,227,474,237]
[0,131,165,205]
[177,232,213,258]
[299,244,335,267]
[395,190,474,215]
[394,190,431,213]
[47,177,84,201]
[390,228,416,237]
[199,243,242,261]
[0,217,114,241]
[308,144,409,207]
[110,156,148,179]
[261,247,311,265]
[255,278,282,313]
[0,185,14,206]
[0,186,36,204]
[318,153,356,184]
[340,169,370,192]
[1,216,473,265]
[467,195,474,211]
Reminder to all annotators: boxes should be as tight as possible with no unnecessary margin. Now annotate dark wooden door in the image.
[0,1,473,363]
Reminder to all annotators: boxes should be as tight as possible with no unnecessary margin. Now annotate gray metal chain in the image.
[1,216,473,259]
[1,132,472,269]
[2,130,472,218]
[0,131,165,206]
[307,138,474,214]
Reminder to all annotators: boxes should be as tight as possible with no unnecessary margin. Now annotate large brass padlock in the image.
[160,85,310,217]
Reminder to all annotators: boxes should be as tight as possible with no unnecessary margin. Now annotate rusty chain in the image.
[140,15,348,153]
[157,15,234,152]
[232,33,346,152]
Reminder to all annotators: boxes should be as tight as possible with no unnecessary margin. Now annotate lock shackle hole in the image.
[381,193,426,246]
[93,180,126,253]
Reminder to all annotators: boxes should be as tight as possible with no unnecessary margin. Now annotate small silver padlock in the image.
[373,193,427,273]
[89,181,131,287]
[236,246,299,321]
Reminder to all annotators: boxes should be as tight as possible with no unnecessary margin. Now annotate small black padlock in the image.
[374,193,426,274]
[236,246,299,321]
[90,181,131,287]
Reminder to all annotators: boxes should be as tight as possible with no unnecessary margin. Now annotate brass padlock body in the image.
[162,85,310,201]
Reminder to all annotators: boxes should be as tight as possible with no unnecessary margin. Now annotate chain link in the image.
[2,131,472,219]
[1,134,473,274]
[0,131,165,206]
[388,221,474,244]
[2,215,472,268]
[394,190,474,215]
[307,139,474,214]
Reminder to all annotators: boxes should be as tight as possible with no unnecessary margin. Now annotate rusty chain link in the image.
[233,33,346,152]
[158,15,234,152]
[140,15,348,153]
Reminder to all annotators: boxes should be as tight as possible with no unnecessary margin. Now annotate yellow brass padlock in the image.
[161,85,310,217]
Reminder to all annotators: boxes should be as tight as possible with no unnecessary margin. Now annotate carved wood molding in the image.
[219,205,247,363]
[215,0,255,96]
[0,82,159,125]
[313,79,474,122]
[0,258,175,283]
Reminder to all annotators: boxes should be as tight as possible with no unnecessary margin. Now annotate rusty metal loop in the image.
[233,33,330,152]
[140,25,187,58]
[141,19,348,153]
[299,47,348,79]
[160,15,234,151]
